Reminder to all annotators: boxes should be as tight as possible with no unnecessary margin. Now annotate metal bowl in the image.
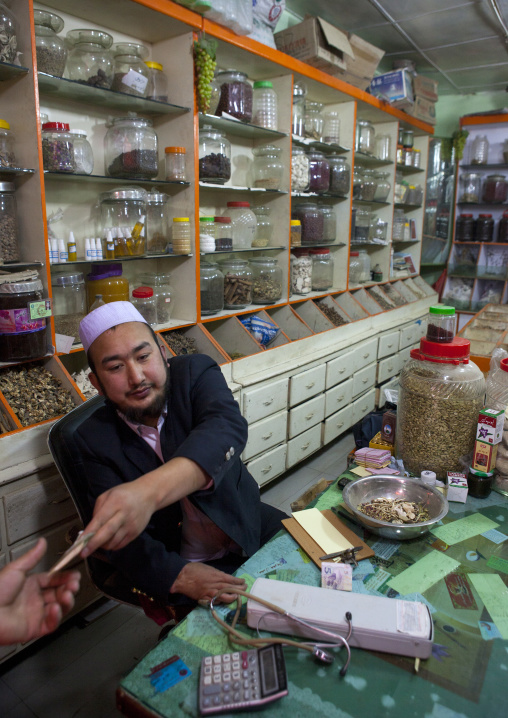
[341,475,449,540]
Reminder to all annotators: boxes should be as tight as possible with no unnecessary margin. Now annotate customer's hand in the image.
[81,480,157,557]
[0,538,81,646]
[170,563,247,604]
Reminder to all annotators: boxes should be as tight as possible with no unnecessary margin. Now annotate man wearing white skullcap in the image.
[75,302,287,609]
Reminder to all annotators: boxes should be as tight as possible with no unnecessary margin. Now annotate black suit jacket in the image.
[74,354,262,602]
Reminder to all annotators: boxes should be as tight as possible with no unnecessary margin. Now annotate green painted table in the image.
[117,480,508,718]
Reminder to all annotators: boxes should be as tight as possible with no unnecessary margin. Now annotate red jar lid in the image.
[501,358,508,373]
[350,251,359,256]
[411,336,471,365]
[292,248,310,256]
[478,214,493,218]
[214,216,231,223]
[309,248,330,254]
[227,201,250,208]
[460,214,473,218]
[132,286,154,298]
[42,122,70,131]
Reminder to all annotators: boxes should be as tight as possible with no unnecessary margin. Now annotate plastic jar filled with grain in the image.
[307,151,330,193]
[215,70,253,123]
[319,205,336,244]
[292,202,323,246]
[397,337,485,479]
[252,205,273,248]
[34,10,67,77]
[200,260,224,316]
[51,272,86,342]
[0,181,19,262]
[291,146,310,192]
[251,144,283,190]
[250,257,283,304]
[0,277,47,362]
[0,120,15,168]
[291,249,312,295]
[327,154,350,196]
[310,249,333,291]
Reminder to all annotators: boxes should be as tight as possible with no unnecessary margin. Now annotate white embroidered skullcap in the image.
[79,301,147,353]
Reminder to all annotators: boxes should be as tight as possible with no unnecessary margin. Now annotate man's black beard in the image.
[99,365,170,425]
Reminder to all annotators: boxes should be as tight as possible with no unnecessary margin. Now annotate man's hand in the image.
[0,538,81,646]
[81,480,158,557]
[170,563,247,604]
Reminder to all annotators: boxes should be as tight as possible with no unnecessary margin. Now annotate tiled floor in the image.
[0,433,354,718]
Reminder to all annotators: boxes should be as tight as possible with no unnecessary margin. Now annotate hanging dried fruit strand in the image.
[193,37,217,114]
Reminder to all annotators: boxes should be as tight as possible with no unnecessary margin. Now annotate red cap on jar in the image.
[292,248,310,256]
[478,214,493,218]
[214,216,231,223]
[227,201,250,208]
[309,248,330,254]
[132,287,154,298]
[350,251,359,256]
[411,336,471,365]
[460,213,473,218]
[42,122,70,131]
[501,358,508,373]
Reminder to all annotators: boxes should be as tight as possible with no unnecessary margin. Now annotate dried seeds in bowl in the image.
[357,497,430,524]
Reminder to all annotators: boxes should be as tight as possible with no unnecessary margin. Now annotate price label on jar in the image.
[121,70,149,94]
[29,299,52,319]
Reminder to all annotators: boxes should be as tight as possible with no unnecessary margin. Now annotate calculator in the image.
[198,645,288,715]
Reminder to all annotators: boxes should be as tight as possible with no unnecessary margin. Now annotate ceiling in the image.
[285,0,508,96]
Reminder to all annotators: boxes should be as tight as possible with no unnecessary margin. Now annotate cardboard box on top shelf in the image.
[340,33,385,90]
[406,96,437,125]
[413,75,439,103]
[369,69,414,109]
[274,15,353,76]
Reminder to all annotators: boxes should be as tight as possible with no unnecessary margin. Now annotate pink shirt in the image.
[119,409,239,562]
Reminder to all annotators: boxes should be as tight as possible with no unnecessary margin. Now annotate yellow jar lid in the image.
[173,217,190,222]
[145,61,163,71]
[0,119,10,130]
[290,220,301,226]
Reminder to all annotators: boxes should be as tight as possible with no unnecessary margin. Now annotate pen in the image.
[319,546,363,561]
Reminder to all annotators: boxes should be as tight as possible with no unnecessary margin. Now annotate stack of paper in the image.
[355,447,392,469]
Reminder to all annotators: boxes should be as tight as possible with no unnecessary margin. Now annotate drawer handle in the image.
[361,405,367,411]
[387,343,393,348]
[362,378,369,384]
[306,382,315,389]
[301,442,310,450]
[263,398,274,406]
[387,365,393,372]
[338,368,346,374]
[49,496,72,505]
[261,464,273,474]
[262,432,273,441]
[363,353,369,359]
[337,421,344,428]
[305,413,315,420]
[337,395,344,402]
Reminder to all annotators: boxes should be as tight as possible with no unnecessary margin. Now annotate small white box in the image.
[476,409,505,445]
[447,472,468,503]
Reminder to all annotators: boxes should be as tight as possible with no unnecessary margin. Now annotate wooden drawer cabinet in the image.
[325,377,353,418]
[325,350,354,390]
[352,363,376,398]
[10,519,80,571]
[288,394,325,439]
[377,353,401,384]
[242,410,287,462]
[399,323,424,349]
[289,365,326,407]
[242,378,288,424]
[286,424,322,468]
[352,389,376,424]
[352,338,378,372]
[378,331,399,358]
[3,473,76,544]
[322,405,353,445]
[247,444,287,487]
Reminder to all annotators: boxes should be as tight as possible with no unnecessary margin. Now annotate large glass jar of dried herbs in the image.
[34,10,67,77]
[397,337,485,480]
[0,2,17,64]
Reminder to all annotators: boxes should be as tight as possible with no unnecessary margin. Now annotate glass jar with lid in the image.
[426,305,456,343]
[358,249,371,283]
[69,129,93,175]
[498,211,508,242]
[99,186,147,253]
[292,202,323,246]
[172,218,191,254]
[355,120,375,155]
[34,10,67,77]
[42,122,75,173]
[86,263,129,310]
[104,114,158,179]
[199,216,216,253]
[0,119,15,168]
[218,258,253,309]
[373,171,391,202]
[375,134,391,161]
[352,167,363,200]
[145,61,168,102]
[459,172,481,203]
[291,248,312,294]
[251,144,283,190]
[327,154,350,195]
[304,101,324,140]
[200,260,224,315]
[291,146,310,192]
[348,252,362,285]
[359,169,377,201]
[394,172,408,203]
[397,337,485,479]
[310,249,333,291]
[369,215,388,244]
[215,70,253,122]
[292,81,307,136]
[251,257,283,304]
[199,124,231,184]
[307,150,330,194]
[137,272,174,324]
[476,214,494,242]
[66,29,113,88]
[165,146,186,182]
[352,206,370,243]
[290,219,302,247]
[0,277,47,361]
[392,208,406,240]
[146,192,170,254]
[0,2,17,64]
[51,272,86,342]
[252,205,273,248]
[320,205,336,244]
[471,135,489,165]
[322,110,340,145]
[455,213,475,242]
[214,216,233,251]
[483,174,508,204]
[0,180,19,262]
[131,286,157,325]
[225,201,256,248]
[401,129,414,149]
[111,42,150,97]
[252,81,278,130]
